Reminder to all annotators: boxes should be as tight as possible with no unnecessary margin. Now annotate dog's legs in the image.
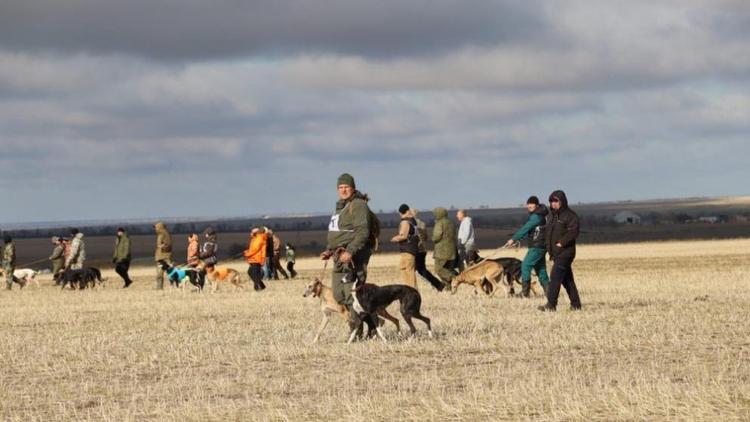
[403,315,418,337]
[314,313,331,344]
[375,324,388,343]
[413,313,433,338]
[378,310,400,333]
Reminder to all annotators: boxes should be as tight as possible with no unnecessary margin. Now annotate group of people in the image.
[322,173,582,320]
[2,172,580,314]
[242,227,298,291]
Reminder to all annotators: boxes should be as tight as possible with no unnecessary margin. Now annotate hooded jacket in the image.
[113,232,131,263]
[512,204,549,249]
[154,222,173,262]
[545,190,580,260]
[432,207,457,261]
[457,216,475,250]
[326,191,373,256]
[66,233,86,268]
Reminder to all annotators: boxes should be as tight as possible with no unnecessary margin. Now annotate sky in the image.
[0,0,748,225]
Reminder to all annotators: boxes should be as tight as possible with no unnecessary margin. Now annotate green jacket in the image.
[286,248,296,263]
[3,242,16,267]
[154,222,173,261]
[326,191,372,256]
[432,208,456,261]
[113,233,131,263]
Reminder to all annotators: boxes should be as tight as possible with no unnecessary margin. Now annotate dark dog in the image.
[60,267,105,290]
[158,260,204,291]
[478,257,522,295]
[349,282,433,343]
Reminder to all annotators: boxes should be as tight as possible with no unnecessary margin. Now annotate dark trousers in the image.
[415,252,444,291]
[547,256,581,309]
[287,262,297,278]
[115,260,132,286]
[248,264,266,291]
[272,255,289,279]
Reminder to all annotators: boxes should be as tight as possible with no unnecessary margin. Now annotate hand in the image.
[556,242,563,248]
[503,239,515,248]
[338,250,353,264]
[390,236,399,243]
[320,250,333,261]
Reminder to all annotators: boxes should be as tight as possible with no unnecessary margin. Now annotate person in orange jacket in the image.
[187,233,201,268]
[243,227,267,291]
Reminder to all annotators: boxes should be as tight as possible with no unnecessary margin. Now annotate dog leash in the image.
[460,243,520,273]
[317,260,329,281]
[16,258,50,268]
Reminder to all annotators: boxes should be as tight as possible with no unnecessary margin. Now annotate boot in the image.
[520,281,531,298]
[124,279,132,288]
[537,304,556,312]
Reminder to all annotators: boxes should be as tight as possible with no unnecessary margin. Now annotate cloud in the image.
[0,1,749,224]
[0,0,551,60]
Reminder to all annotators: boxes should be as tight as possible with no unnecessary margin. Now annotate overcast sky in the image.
[1,0,748,225]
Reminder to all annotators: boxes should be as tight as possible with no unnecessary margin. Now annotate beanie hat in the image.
[527,196,540,205]
[337,173,356,188]
[398,204,410,214]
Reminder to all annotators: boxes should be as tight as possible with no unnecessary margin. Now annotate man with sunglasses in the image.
[539,190,582,311]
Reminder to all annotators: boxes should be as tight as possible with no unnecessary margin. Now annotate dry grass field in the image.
[1,239,749,421]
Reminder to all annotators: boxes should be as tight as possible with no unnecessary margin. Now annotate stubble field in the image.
[1,239,749,421]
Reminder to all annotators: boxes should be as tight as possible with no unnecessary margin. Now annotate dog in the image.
[205,266,244,293]
[158,260,204,291]
[349,281,433,343]
[451,260,508,297]
[0,268,39,289]
[480,257,542,297]
[303,278,401,343]
[60,267,106,290]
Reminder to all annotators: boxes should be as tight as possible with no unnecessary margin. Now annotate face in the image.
[526,203,538,213]
[303,279,321,297]
[457,211,465,221]
[338,184,354,201]
[550,199,561,210]
[117,231,124,237]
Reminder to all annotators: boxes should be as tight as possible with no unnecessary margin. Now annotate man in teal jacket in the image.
[503,196,550,297]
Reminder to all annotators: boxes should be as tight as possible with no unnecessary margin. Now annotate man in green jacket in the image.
[113,227,133,288]
[3,235,17,290]
[49,236,65,284]
[154,222,173,290]
[503,196,550,297]
[432,207,457,289]
[321,173,375,310]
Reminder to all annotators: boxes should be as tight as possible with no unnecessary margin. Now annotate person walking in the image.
[64,228,86,270]
[243,227,267,291]
[49,236,65,284]
[264,228,274,280]
[199,228,219,271]
[456,209,476,271]
[412,209,444,291]
[154,222,173,290]
[272,232,290,280]
[187,233,201,268]
[432,207,457,290]
[503,196,551,297]
[390,204,419,289]
[113,227,133,288]
[539,190,582,312]
[285,243,298,279]
[3,235,18,290]
[320,173,377,328]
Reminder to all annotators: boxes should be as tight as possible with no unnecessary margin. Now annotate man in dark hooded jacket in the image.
[504,196,550,297]
[539,190,582,311]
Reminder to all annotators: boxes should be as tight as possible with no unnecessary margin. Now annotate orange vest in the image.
[243,234,266,265]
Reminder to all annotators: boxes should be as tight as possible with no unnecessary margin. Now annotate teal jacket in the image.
[512,205,549,249]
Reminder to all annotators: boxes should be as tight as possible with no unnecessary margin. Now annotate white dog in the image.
[0,268,39,288]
